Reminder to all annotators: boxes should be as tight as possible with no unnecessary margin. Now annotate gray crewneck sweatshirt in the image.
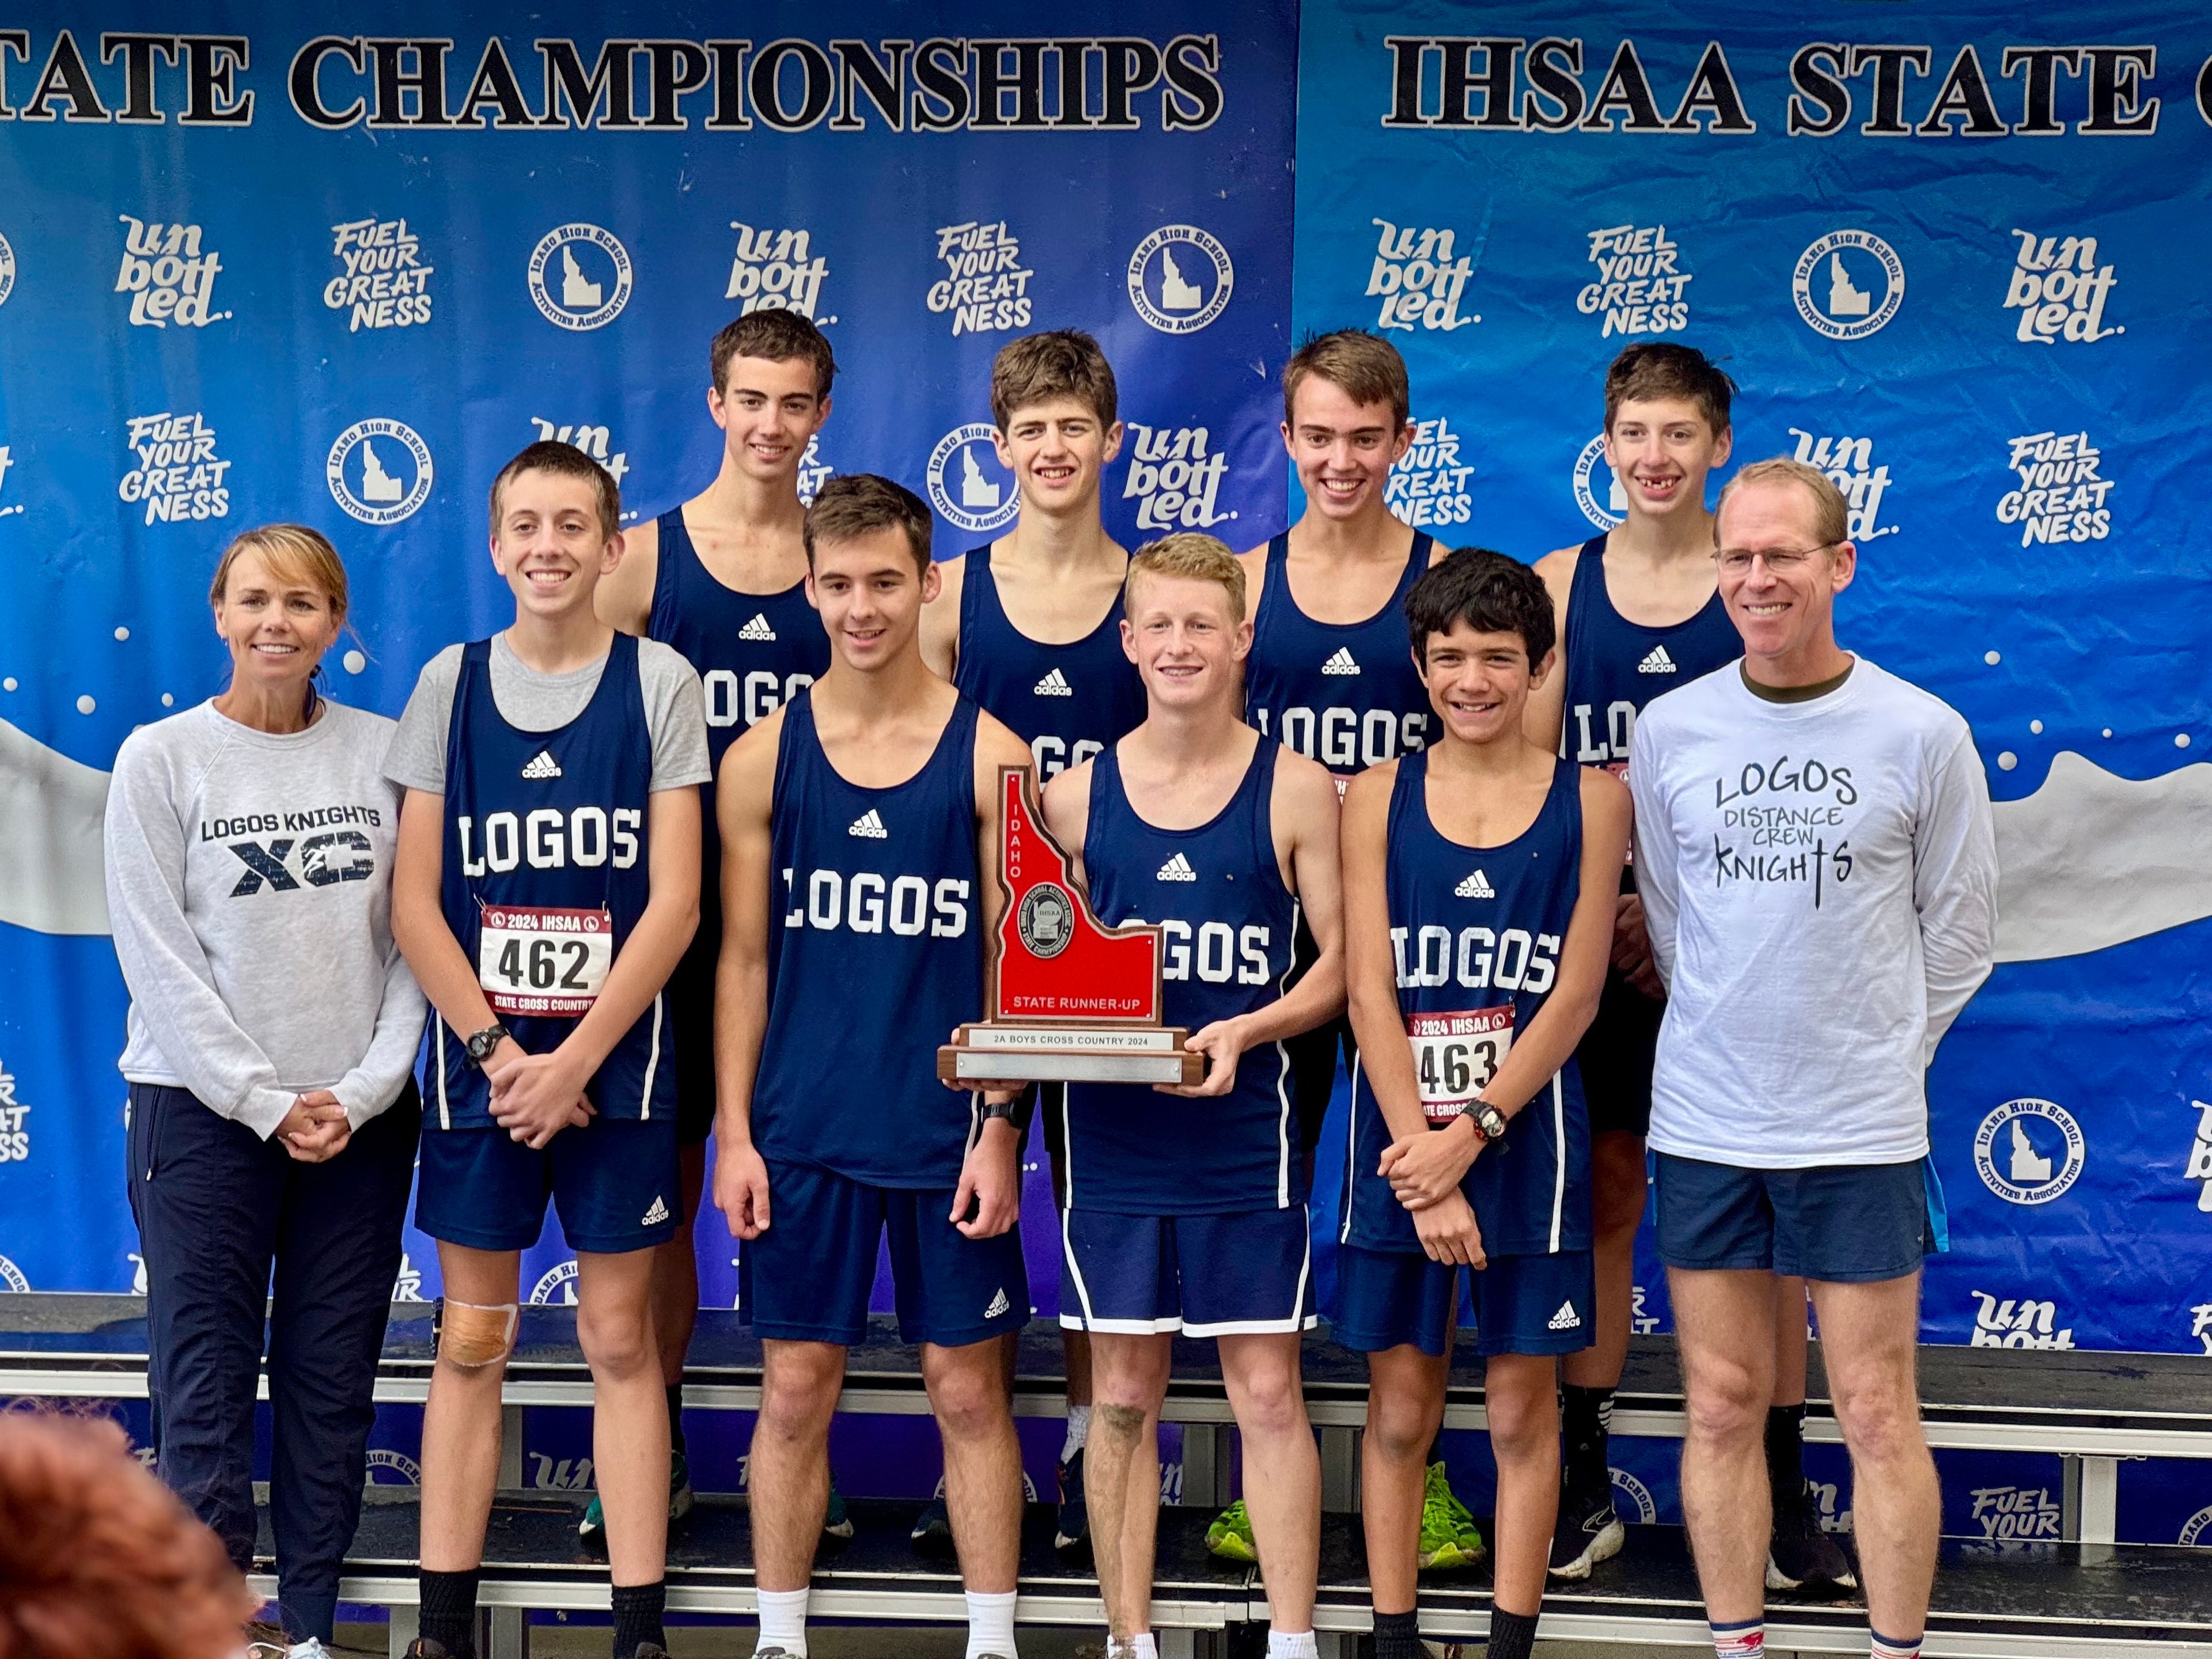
[105,698,427,1136]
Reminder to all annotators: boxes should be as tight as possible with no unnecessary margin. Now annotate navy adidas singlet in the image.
[751,689,986,1188]
[648,507,831,923]
[433,633,673,1130]
[1245,531,1436,778]
[952,542,1145,781]
[1342,752,1590,1257]
[1558,533,1737,779]
[1060,740,1302,1215]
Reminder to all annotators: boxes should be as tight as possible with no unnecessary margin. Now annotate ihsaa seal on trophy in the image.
[940,768,1204,1087]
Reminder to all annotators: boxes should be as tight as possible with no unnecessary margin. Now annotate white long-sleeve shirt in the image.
[1628,658,1997,1168]
[105,698,426,1137]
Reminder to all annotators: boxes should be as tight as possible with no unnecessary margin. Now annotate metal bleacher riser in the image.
[8,1296,2212,1659]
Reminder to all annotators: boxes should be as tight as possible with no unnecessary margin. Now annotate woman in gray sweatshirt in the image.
[104,525,427,1659]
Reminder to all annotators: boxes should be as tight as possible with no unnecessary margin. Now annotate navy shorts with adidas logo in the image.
[1060,1205,1316,1338]
[415,1115,682,1256]
[1330,1243,1596,1359]
[740,1158,1030,1349]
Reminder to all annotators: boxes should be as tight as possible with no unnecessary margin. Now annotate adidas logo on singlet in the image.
[848,809,888,839]
[1156,853,1198,882]
[1033,668,1073,697]
[983,1287,1011,1320]
[641,1195,670,1226]
[738,613,777,642]
[521,750,562,781]
[1548,1300,1582,1332]
[1454,869,1495,899]
[1638,645,1677,675]
[1320,646,1361,676]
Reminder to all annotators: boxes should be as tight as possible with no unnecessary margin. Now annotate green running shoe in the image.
[1205,1498,1257,1562]
[1416,1460,1486,1571]
[578,1449,695,1545]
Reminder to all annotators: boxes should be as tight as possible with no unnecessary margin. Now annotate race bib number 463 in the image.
[479,904,613,1017]
[1408,1006,1513,1125]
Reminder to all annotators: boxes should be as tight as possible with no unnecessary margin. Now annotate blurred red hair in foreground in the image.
[0,1408,255,1659]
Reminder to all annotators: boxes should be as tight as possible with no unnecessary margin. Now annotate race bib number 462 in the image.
[1408,1006,1513,1125]
[479,904,613,1017]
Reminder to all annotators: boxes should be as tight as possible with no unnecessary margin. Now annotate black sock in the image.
[1560,1384,1614,1495]
[418,1567,479,1657]
[1372,1607,1421,1659]
[665,1382,687,1459]
[1766,1403,1806,1507]
[611,1580,667,1658]
[1486,1607,1539,1659]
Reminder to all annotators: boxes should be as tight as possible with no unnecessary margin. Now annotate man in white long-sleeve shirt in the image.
[1627,458,1997,1659]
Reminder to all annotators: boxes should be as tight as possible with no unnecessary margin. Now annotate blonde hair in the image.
[1124,533,1247,621]
[207,524,349,617]
[1717,457,1850,549]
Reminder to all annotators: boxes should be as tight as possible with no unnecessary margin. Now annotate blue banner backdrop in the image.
[3,1,2211,1368]
[1291,0,2212,1357]
[0,3,1296,1314]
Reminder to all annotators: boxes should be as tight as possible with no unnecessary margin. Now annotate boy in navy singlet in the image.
[1336,550,1628,1659]
[1527,348,1850,1594]
[919,329,1146,1553]
[593,310,838,1540]
[388,442,709,1659]
[1240,332,1448,1171]
[715,476,1035,1659]
[1040,535,1344,1659]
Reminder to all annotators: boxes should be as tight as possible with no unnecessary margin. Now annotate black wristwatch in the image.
[980,1096,1021,1125]
[1468,1100,1509,1143]
[464,1024,511,1070]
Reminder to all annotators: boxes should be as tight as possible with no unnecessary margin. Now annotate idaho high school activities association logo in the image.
[0,1252,28,1291]
[1974,1097,2085,1207]
[927,423,1018,536]
[1793,230,1904,341]
[0,229,14,309]
[1571,434,1624,531]
[365,1448,422,1485]
[1127,225,1232,335]
[527,224,632,332]
[326,419,433,526]
[2180,1503,2212,1547]
[530,1259,580,1305]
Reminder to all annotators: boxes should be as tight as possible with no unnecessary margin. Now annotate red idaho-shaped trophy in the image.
[937,768,1205,1086]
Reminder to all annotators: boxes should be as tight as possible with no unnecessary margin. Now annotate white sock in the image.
[1268,1632,1320,1659]
[965,1589,1018,1659]
[755,1586,809,1656]
[1062,1404,1093,1462]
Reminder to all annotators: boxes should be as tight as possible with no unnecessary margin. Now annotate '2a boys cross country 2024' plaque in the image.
[938,768,1205,1088]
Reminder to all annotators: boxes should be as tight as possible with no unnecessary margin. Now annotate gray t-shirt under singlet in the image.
[383,632,710,797]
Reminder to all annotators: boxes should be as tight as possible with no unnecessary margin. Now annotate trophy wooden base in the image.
[937,1024,1206,1086]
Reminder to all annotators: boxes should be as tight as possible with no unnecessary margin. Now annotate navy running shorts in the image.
[1330,1241,1596,1359]
[1653,1152,1939,1283]
[740,1158,1029,1349]
[1059,1205,1315,1338]
[415,1115,681,1255]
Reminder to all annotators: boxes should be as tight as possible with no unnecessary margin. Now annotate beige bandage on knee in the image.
[437,1298,519,1368]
